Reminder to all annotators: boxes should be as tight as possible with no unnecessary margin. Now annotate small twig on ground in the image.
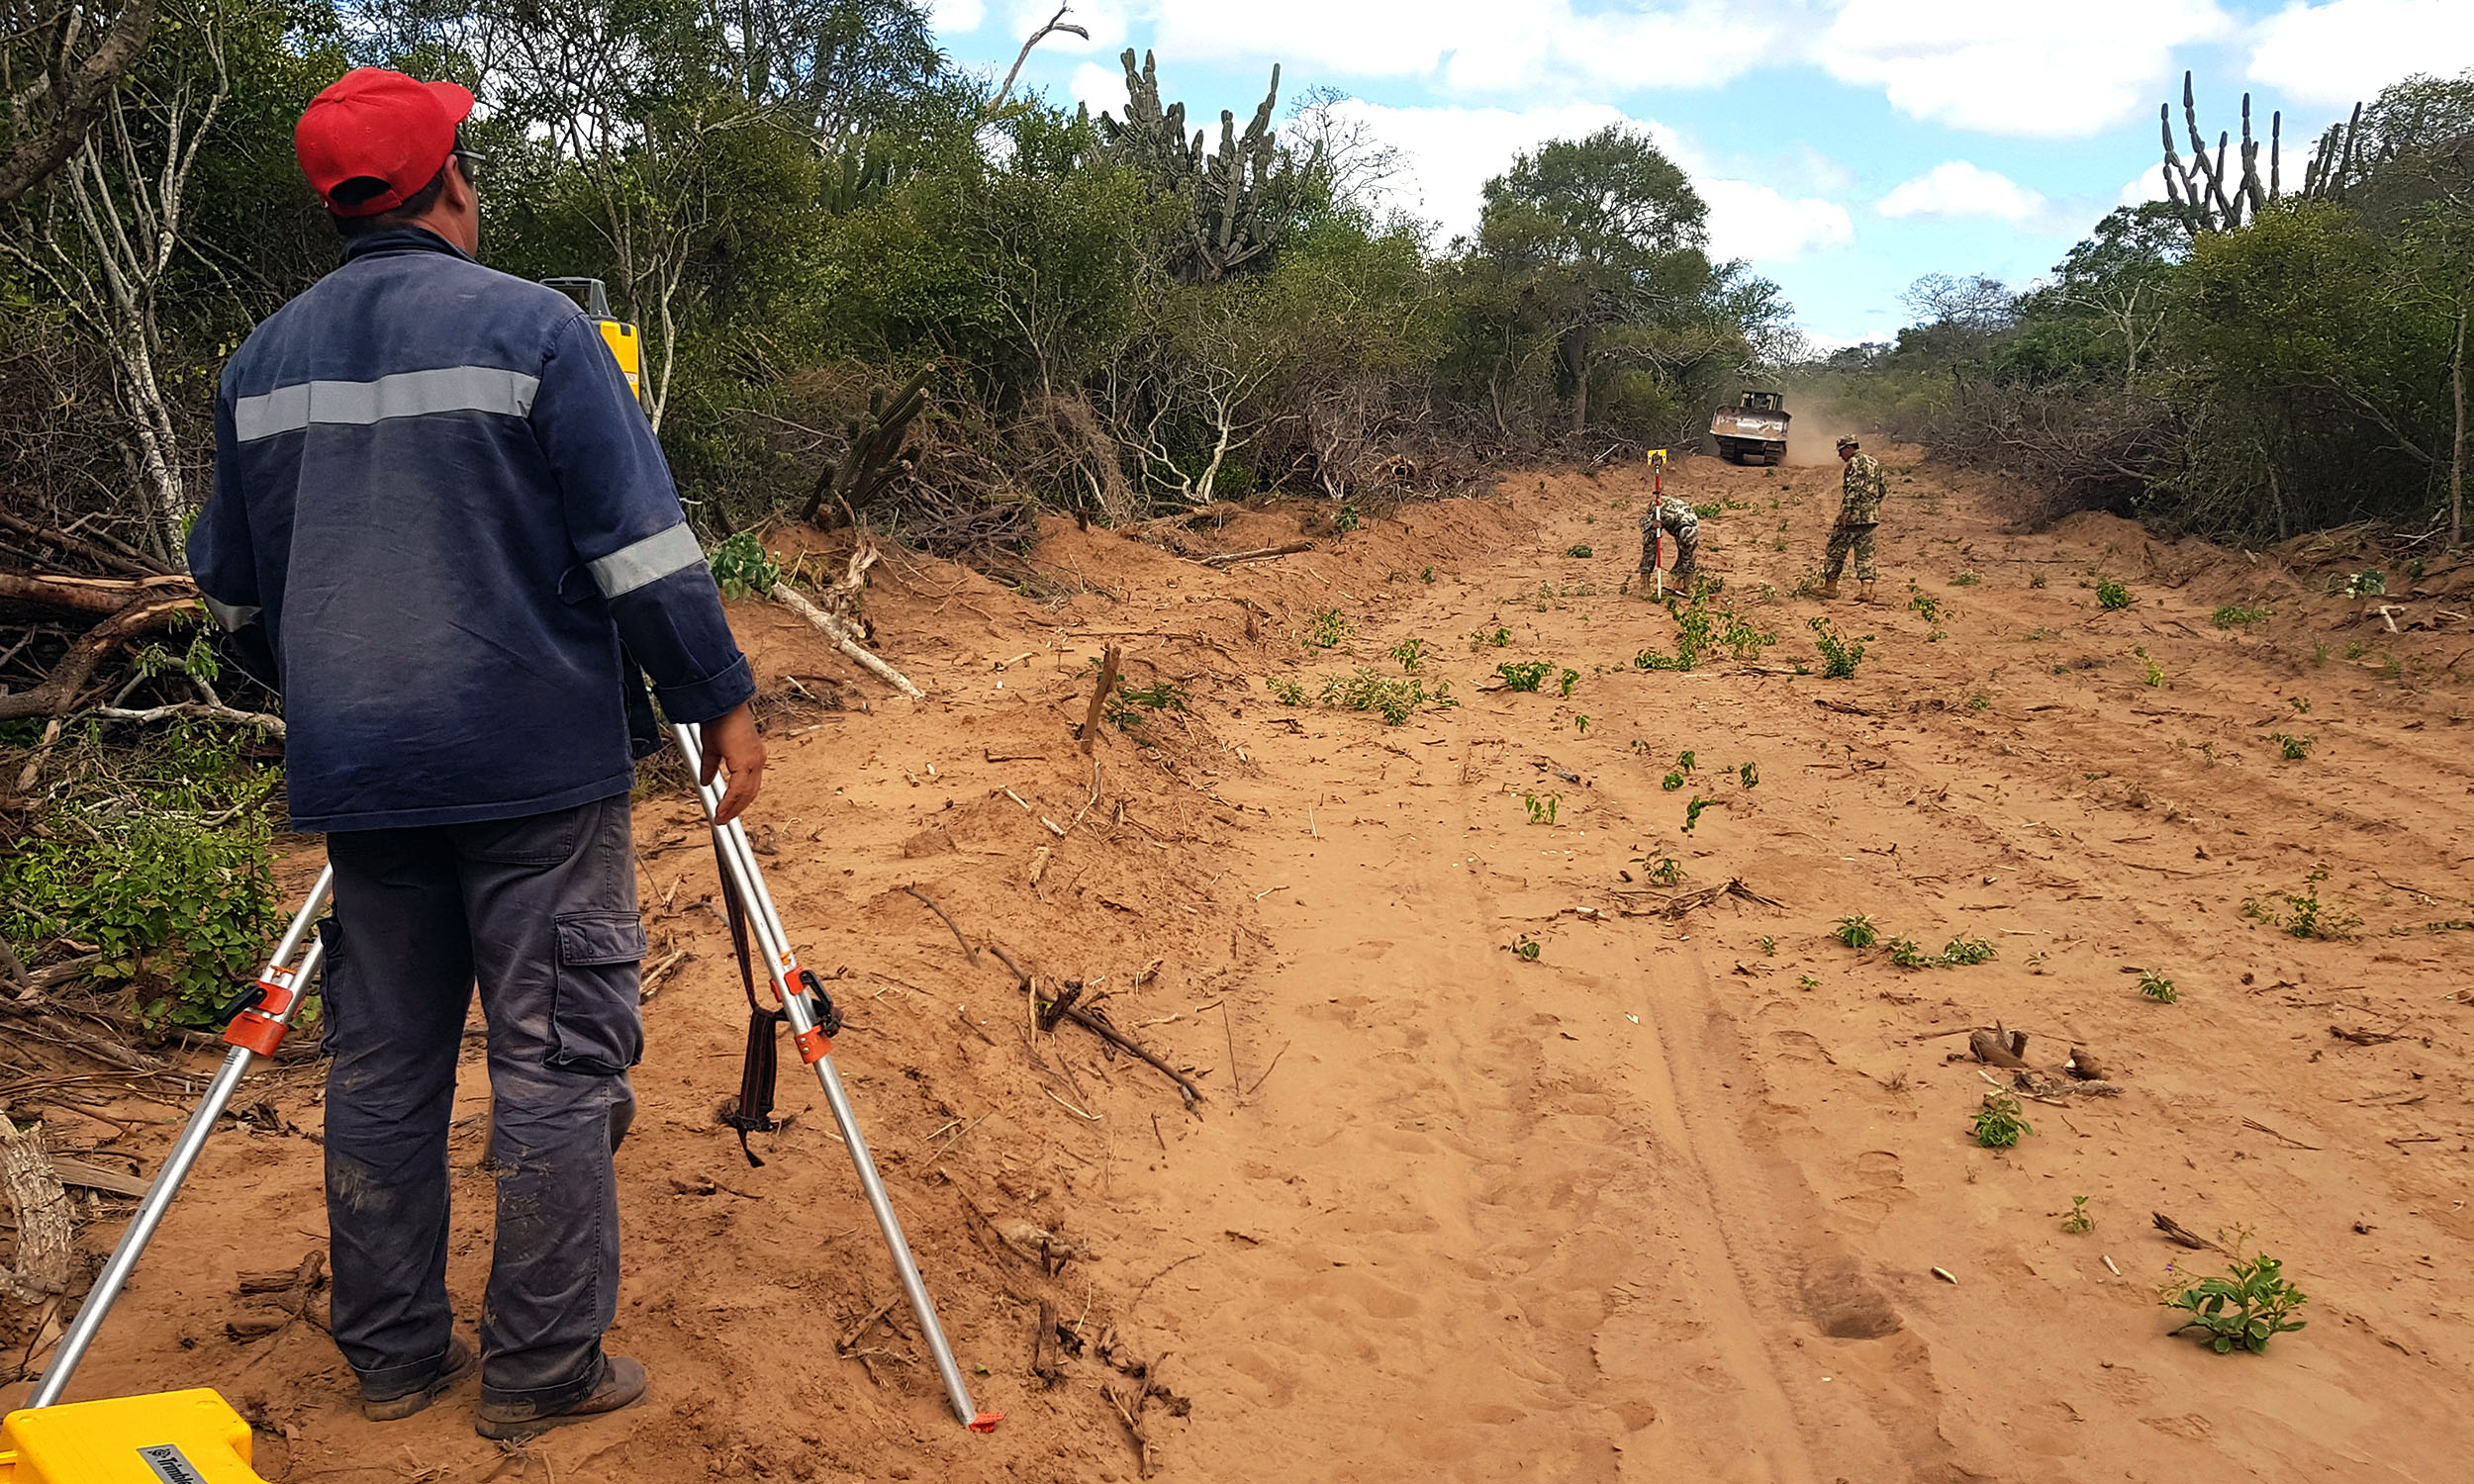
[2240,1117,2322,1151]
[1244,1041,1290,1097]
[901,885,979,964]
[2152,1212,2227,1252]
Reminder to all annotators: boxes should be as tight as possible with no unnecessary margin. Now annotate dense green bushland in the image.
[1800,70,2474,545]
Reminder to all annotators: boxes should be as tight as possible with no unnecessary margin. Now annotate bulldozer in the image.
[1709,389,1789,465]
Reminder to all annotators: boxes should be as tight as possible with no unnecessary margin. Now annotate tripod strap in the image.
[714,836,787,1167]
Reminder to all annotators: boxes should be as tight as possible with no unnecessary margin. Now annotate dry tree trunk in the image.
[1,1118,73,1308]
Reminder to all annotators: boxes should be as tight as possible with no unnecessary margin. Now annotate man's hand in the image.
[701,702,767,826]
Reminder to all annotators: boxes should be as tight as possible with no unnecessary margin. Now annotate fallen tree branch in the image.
[0,998,164,1073]
[0,513,168,578]
[1195,541,1313,569]
[87,701,284,736]
[0,571,194,616]
[1054,1000,1204,1109]
[772,583,924,699]
[0,595,194,722]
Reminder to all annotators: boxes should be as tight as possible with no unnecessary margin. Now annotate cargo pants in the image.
[320,793,643,1412]
[1822,521,1878,583]
[1638,503,1699,587]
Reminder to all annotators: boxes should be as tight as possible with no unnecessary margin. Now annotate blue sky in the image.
[927,0,2474,346]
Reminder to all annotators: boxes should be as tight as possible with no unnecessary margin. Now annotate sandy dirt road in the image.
[8,451,2473,1482]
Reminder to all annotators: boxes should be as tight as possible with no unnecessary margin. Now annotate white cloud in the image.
[1699,178,1856,263]
[2247,0,2474,109]
[1148,0,1791,96]
[1822,0,2232,138]
[1326,99,1853,266]
[1069,60,1123,114]
[2121,163,2169,208]
[930,0,987,35]
[1875,161,2048,222]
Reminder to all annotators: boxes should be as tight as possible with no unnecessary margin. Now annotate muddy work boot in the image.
[362,1337,478,1422]
[1857,580,1877,603]
[475,1356,648,1440]
[1818,579,1840,600]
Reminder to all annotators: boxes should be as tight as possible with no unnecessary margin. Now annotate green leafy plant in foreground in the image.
[2271,731,2314,760]
[1106,679,1189,729]
[1321,667,1451,725]
[1510,934,1541,961]
[2062,1196,2093,1235]
[2344,569,2385,598]
[1886,936,1933,969]
[1389,637,1425,673]
[1972,1093,2032,1149]
[1471,624,1511,649]
[2163,1245,2309,1354]
[1303,608,1353,649]
[1681,795,1715,833]
[2243,866,2358,940]
[1558,668,1580,697]
[708,531,780,598]
[1809,616,1868,678]
[1567,543,1594,558]
[1941,935,1996,966]
[1836,914,1878,949]
[1523,792,1561,825]
[2214,603,2274,629]
[1495,659,1554,692]
[1661,770,1685,791]
[1264,676,1307,705]
[2095,577,2133,609]
[2140,971,2179,1003]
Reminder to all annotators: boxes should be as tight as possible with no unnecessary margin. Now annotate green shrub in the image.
[1809,616,1868,678]
[1496,660,1554,692]
[2095,577,2133,609]
[708,531,780,598]
[2164,1248,2309,1354]
[2213,603,2274,629]
[1836,914,1877,949]
[1303,608,1353,648]
[1972,1093,2032,1149]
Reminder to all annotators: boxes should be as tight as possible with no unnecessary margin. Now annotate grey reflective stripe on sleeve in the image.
[587,523,706,600]
[202,596,260,632]
[232,366,541,441]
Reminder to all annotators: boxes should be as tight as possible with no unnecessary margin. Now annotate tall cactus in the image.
[801,366,931,527]
[1097,48,1301,283]
[2161,70,2372,237]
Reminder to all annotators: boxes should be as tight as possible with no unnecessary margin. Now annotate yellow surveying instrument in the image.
[541,277,645,407]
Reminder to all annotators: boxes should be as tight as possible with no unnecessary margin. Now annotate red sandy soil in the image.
[8,450,2474,1482]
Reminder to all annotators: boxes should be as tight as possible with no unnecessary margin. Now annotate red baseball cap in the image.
[296,67,475,217]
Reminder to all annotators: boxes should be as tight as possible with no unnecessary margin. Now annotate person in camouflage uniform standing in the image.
[1822,435,1886,602]
[1637,494,1699,593]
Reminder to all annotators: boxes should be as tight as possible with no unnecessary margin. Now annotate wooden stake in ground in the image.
[1080,644,1122,754]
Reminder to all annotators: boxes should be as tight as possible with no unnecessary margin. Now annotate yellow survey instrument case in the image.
[0,1389,269,1483]
[538,276,645,407]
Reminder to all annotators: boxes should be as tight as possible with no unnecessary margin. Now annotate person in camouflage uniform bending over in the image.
[1638,494,1699,593]
[1822,435,1886,602]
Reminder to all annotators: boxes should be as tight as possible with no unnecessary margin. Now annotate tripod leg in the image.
[671,725,994,1431]
[29,869,333,1408]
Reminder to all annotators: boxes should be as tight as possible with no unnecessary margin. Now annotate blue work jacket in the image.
[189,228,753,832]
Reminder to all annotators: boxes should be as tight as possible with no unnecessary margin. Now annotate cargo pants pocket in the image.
[547,913,647,1074]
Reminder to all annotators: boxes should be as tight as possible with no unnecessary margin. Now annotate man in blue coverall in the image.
[187,68,765,1438]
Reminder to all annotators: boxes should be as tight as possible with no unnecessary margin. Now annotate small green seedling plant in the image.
[1497,660,1554,692]
[2139,971,2178,1003]
[1567,543,1594,558]
[1106,679,1189,729]
[2136,646,2165,688]
[1510,934,1541,962]
[1389,637,1424,673]
[1886,937,1933,969]
[1264,676,1306,705]
[1737,762,1759,788]
[1809,616,1868,678]
[1304,608,1353,648]
[1681,795,1715,833]
[1558,668,1579,697]
[1523,792,1561,825]
[1334,504,1361,534]
[1573,714,1591,734]
[1471,624,1511,649]
[1675,750,1697,773]
[1636,856,1685,886]
[2288,696,2311,713]
[1908,586,1942,624]
[1759,935,1776,955]
[2243,866,2358,940]
[1836,914,1878,949]
[2061,1196,2093,1235]
[2095,577,2133,609]
[2162,1243,2309,1354]
[1320,667,1451,725]
[1797,973,1820,989]
[708,531,781,598]
[2343,569,2385,598]
[2028,571,2048,589]
[1421,565,1436,583]
[1972,1092,2032,1149]
[1951,571,1980,586]
[1661,770,1686,791]
[2270,731,2314,761]
[2214,603,2273,629]
[1941,935,1995,966]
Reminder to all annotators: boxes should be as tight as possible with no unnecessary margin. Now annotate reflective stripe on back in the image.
[587,522,705,600]
[234,366,542,441]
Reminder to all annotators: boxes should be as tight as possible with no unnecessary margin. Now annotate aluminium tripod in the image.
[28,728,996,1432]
